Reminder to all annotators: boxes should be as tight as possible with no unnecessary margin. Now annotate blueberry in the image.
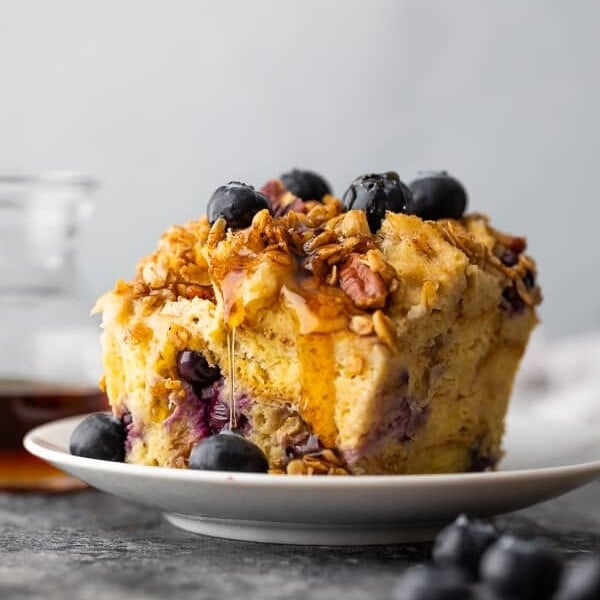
[555,555,600,600]
[391,565,473,600]
[342,171,411,231]
[523,270,536,290]
[500,286,526,315]
[407,171,467,220]
[500,249,519,267]
[177,350,221,388]
[207,181,271,228]
[433,515,499,579]
[188,430,268,472]
[69,413,126,462]
[280,168,331,201]
[480,535,563,600]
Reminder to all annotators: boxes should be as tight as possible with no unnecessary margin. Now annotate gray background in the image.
[1,0,599,336]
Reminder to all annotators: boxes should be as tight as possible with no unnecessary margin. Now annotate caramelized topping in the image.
[109,180,540,330]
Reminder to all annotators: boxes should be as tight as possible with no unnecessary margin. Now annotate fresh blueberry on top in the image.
[391,564,472,600]
[280,168,331,201]
[69,413,126,462]
[433,514,499,580]
[188,429,268,473]
[555,555,600,600]
[177,350,221,388]
[342,171,411,232]
[407,171,467,220]
[480,535,563,600]
[207,181,271,228]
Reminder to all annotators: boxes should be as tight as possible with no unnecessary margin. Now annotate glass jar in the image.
[0,173,107,491]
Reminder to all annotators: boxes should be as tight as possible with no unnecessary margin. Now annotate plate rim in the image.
[23,413,600,489]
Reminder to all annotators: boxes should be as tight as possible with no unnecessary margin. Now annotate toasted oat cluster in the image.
[95,170,541,475]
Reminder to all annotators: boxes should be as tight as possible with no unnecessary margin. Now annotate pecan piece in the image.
[338,253,388,309]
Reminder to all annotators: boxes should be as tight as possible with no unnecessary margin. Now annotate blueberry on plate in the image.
[280,168,331,201]
[407,171,467,220]
[555,555,600,600]
[188,429,268,473]
[480,535,563,600]
[342,171,411,232]
[69,413,126,462]
[433,514,499,580]
[177,350,221,388]
[207,181,271,228]
[391,564,473,600]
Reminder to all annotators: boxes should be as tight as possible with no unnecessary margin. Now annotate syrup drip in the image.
[226,327,237,430]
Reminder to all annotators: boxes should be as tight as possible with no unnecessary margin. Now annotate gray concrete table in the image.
[1,483,599,600]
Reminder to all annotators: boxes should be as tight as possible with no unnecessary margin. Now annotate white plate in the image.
[24,413,600,545]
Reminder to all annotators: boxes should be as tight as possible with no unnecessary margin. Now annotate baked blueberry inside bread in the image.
[92,169,541,475]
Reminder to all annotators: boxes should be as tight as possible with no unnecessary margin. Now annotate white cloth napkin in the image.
[512,329,600,427]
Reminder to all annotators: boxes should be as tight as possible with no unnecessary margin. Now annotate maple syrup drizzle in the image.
[226,327,237,430]
[296,332,338,448]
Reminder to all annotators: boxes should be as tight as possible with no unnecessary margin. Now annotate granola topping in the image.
[104,180,540,339]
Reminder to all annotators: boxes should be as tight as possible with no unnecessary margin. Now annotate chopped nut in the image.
[176,284,214,300]
[286,459,306,475]
[250,208,272,233]
[142,260,169,289]
[207,218,227,248]
[341,210,371,237]
[325,264,339,286]
[303,229,338,253]
[514,277,535,308]
[339,253,388,309]
[519,254,535,273]
[372,309,398,351]
[320,449,342,466]
[313,242,346,262]
[349,315,374,336]
[306,203,336,227]
[495,231,527,254]
[302,455,330,474]
[363,249,398,286]
[328,467,349,476]
[438,220,486,266]
[288,228,315,255]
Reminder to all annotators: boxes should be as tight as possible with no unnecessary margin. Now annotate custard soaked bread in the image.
[94,170,541,475]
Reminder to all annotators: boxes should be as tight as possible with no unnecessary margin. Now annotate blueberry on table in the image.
[177,350,221,388]
[391,564,472,600]
[207,181,271,228]
[69,413,126,462]
[342,171,411,232]
[280,168,331,201]
[433,514,499,580]
[480,535,563,600]
[555,555,600,600]
[407,171,467,220]
[188,430,268,473]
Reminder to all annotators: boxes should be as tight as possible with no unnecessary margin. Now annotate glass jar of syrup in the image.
[0,173,107,491]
